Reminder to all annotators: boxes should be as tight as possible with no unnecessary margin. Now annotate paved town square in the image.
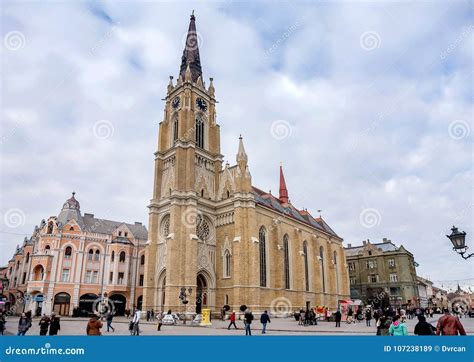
[3,315,474,336]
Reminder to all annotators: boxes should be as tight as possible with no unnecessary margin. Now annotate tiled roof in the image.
[82,214,148,240]
[344,241,399,257]
[251,186,339,238]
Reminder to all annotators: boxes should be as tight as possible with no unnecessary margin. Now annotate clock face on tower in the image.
[172,96,180,109]
[196,97,207,112]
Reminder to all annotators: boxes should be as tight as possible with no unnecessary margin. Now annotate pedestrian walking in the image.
[436,308,466,335]
[86,315,103,336]
[376,316,390,336]
[106,312,115,332]
[0,312,5,335]
[227,310,237,330]
[334,309,342,327]
[298,309,304,325]
[414,315,435,335]
[346,307,354,324]
[260,310,271,334]
[39,314,50,336]
[151,309,155,321]
[17,313,32,336]
[244,310,254,336]
[389,315,408,336]
[365,308,372,327]
[156,311,163,331]
[132,308,141,336]
[49,313,60,336]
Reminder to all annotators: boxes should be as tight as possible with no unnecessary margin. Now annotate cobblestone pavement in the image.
[3,315,473,336]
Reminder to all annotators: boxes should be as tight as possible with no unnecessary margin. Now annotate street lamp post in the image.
[179,287,193,324]
[446,226,473,260]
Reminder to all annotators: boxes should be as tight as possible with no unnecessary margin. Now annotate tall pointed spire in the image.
[279,164,289,204]
[180,11,202,82]
[236,135,248,163]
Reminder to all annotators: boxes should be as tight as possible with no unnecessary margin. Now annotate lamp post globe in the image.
[447,226,472,260]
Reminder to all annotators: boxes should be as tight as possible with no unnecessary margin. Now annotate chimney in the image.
[84,213,94,218]
[347,243,352,248]
[134,222,142,226]
[362,240,367,245]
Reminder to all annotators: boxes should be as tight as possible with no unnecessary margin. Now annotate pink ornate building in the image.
[2,193,147,316]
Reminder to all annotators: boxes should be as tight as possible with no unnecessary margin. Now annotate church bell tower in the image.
[143,12,222,313]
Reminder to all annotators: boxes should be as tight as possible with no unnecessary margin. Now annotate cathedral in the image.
[142,13,350,316]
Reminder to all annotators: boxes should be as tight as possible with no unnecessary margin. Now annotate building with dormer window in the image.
[345,238,420,308]
[3,192,147,316]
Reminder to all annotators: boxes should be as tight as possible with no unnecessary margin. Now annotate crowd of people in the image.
[0,303,469,336]
[338,305,467,336]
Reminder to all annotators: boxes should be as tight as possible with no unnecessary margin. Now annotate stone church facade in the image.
[142,13,350,316]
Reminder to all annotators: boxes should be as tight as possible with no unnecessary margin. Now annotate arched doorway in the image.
[53,292,71,316]
[79,293,98,316]
[32,293,45,316]
[137,295,143,311]
[109,294,127,316]
[196,273,208,314]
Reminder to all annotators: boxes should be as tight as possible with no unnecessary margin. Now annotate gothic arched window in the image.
[141,254,145,265]
[88,249,93,261]
[334,250,339,294]
[320,246,326,293]
[94,249,100,261]
[195,117,204,149]
[224,250,231,277]
[259,227,267,287]
[303,240,309,292]
[111,251,115,262]
[173,117,179,142]
[283,234,290,289]
[64,246,72,259]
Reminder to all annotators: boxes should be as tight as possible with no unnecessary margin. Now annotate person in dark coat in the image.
[334,309,342,327]
[0,312,6,335]
[365,308,373,327]
[260,310,271,334]
[376,316,390,336]
[49,314,60,336]
[39,314,50,335]
[17,313,32,336]
[244,310,254,336]
[414,315,435,335]
[106,312,115,332]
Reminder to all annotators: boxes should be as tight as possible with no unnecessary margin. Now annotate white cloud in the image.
[1,1,472,285]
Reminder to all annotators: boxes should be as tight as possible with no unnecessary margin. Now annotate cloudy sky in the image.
[1,1,472,289]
